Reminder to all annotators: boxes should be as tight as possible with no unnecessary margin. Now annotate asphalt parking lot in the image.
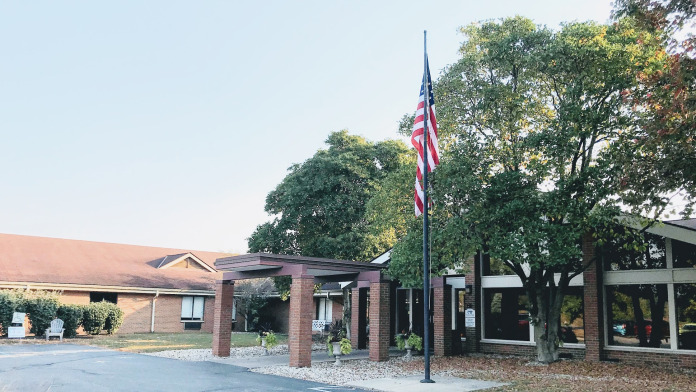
[0,344,364,392]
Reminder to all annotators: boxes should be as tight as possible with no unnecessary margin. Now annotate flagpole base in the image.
[420,379,435,383]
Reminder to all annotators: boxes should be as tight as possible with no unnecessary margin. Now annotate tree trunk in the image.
[531,286,563,363]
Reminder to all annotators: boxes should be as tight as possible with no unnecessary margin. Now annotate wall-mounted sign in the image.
[465,308,475,328]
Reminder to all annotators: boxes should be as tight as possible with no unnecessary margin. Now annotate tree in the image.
[612,0,696,218]
[389,16,666,363]
[234,278,274,331]
[248,130,410,297]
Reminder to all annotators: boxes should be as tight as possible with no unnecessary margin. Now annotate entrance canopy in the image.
[215,253,385,283]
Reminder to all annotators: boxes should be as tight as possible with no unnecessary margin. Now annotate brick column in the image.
[433,281,453,356]
[369,281,390,362]
[212,280,234,357]
[583,232,603,361]
[350,287,367,349]
[289,276,314,367]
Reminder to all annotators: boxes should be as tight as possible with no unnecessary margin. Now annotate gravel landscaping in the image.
[150,346,696,391]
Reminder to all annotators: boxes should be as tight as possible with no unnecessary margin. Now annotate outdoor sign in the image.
[11,312,24,324]
[465,308,475,328]
[9,312,26,338]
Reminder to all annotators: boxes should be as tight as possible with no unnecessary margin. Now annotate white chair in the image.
[312,320,326,337]
[45,318,65,341]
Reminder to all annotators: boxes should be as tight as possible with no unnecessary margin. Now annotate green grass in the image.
[69,332,288,353]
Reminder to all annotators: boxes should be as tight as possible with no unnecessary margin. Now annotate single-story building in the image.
[0,233,231,334]
[211,218,696,369]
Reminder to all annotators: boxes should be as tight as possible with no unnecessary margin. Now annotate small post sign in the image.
[465,308,475,328]
[9,312,26,339]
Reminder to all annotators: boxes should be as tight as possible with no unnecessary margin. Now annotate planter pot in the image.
[404,342,412,359]
[332,342,342,365]
[261,337,269,355]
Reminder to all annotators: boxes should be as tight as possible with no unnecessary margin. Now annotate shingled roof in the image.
[0,233,231,293]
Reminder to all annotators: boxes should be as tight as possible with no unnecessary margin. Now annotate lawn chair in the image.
[45,318,65,341]
[312,320,326,337]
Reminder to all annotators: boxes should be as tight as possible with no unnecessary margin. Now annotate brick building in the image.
[0,233,230,334]
[387,218,696,368]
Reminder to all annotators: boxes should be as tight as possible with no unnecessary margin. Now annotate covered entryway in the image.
[211,253,390,367]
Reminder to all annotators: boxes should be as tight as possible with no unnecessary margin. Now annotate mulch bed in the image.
[398,354,696,391]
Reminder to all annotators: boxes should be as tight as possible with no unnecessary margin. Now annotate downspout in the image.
[151,291,160,333]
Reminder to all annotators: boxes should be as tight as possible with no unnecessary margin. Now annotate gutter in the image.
[151,291,160,333]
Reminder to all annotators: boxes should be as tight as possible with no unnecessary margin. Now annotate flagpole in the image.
[420,29,434,385]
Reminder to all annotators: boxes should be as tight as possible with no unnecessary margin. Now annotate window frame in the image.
[181,296,205,322]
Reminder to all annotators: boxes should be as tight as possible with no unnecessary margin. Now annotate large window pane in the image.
[484,288,529,341]
[673,240,696,268]
[603,233,666,271]
[560,287,584,344]
[606,284,670,348]
[676,283,696,350]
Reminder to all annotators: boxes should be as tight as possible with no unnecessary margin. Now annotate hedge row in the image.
[0,289,124,337]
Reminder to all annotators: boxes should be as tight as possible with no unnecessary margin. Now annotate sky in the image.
[0,1,614,253]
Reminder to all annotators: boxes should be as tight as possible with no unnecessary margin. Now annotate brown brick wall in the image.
[212,281,235,357]
[433,284,453,356]
[369,282,390,362]
[582,232,604,362]
[289,276,314,367]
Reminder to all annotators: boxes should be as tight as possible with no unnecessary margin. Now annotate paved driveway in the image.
[0,344,364,392]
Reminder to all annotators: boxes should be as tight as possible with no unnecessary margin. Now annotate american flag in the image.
[411,57,439,217]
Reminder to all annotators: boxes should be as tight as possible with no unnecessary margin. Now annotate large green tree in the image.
[389,16,666,363]
[612,0,696,217]
[248,130,410,295]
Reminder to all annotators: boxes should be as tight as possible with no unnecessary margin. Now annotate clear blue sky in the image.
[0,1,613,253]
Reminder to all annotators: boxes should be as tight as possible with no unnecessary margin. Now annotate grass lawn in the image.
[0,332,287,353]
[82,332,288,353]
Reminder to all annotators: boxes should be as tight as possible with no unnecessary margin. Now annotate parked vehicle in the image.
[679,323,696,349]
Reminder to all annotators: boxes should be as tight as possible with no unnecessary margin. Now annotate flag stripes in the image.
[410,57,439,216]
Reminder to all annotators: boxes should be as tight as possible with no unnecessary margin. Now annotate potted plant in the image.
[394,330,422,358]
[326,319,352,365]
[256,324,278,355]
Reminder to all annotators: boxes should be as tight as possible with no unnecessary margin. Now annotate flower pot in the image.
[332,342,342,365]
[404,342,412,359]
[261,337,269,355]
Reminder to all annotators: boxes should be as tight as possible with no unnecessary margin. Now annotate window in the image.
[181,296,205,321]
[606,284,670,348]
[603,232,666,271]
[316,298,333,322]
[90,292,117,304]
[560,287,584,344]
[676,283,696,350]
[484,288,530,341]
[673,240,696,268]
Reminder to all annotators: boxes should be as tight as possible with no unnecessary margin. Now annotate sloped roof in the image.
[0,233,231,292]
[666,218,696,232]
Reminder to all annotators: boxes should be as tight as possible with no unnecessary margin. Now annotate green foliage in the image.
[327,337,352,355]
[25,290,60,335]
[248,131,410,297]
[57,304,84,338]
[104,302,124,335]
[391,16,666,362]
[82,301,112,335]
[256,331,278,349]
[236,279,273,330]
[407,333,423,351]
[0,289,27,336]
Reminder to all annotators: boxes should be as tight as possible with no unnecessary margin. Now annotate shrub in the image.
[57,304,84,338]
[82,301,111,335]
[0,290,27,336]
[104,303,124,335]
[25,291,60,335]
